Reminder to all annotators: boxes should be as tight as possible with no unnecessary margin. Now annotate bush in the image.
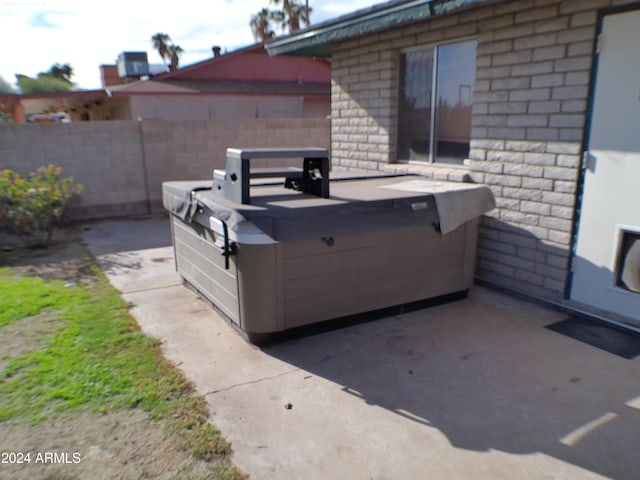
[0,165,83,248]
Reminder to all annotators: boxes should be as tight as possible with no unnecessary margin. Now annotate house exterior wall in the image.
[330,0,637,302]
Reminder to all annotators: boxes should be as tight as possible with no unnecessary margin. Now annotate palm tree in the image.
[250,8,275,42]
[168,44,183,72]
[151,33,172,66]
[270,0,311,33]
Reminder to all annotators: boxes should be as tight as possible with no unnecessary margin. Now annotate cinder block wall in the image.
[330,0,636,301]
[0,122,149,218]
[141,118,331,211]
[0,118,330,220]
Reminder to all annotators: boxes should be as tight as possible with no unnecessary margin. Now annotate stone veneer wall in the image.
[330,0,636,301]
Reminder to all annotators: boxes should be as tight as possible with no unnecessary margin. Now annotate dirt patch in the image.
[0,410,227,480]
[0,313,62,372]
[0,226,93,281]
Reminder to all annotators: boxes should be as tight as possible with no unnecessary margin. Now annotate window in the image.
[397,39,477,165]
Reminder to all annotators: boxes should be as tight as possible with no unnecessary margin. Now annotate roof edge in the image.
[266,0,490,57]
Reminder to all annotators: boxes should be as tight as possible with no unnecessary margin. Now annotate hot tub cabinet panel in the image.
[164,171,493,342]
[277,220,478,329]
[171,215,241,323]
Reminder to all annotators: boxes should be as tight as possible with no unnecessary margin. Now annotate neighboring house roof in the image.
[105,42,330,97]
[266,0,492,57]
[154,42,330,83]
[0,90,107,112]
[1,90,106,101]
[1,42,331,122]
[106,80,199,95]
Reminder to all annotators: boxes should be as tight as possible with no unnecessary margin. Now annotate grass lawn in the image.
[0,263,244,479]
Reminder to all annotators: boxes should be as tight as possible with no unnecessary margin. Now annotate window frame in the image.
[396,37,477,166]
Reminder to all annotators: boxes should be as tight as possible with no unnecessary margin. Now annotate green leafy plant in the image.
[0,165,83,248]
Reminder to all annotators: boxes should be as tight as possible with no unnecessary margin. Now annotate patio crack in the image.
[203,346,356,396]
[203,367,301,395]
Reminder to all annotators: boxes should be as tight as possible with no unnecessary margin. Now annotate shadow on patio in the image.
[265,287,640,479]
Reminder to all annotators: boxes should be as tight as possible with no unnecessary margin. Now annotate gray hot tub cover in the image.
[380,179,495,234]
[162,180,247,226]
[162,176,495,236]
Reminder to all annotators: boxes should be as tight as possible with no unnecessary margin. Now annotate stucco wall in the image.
[329,0,636,301]
[0,117,330,219]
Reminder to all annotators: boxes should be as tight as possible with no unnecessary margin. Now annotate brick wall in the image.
[330,0,636,301]
[0,118,330,220]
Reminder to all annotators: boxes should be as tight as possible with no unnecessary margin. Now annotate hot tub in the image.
[163,148,494,343]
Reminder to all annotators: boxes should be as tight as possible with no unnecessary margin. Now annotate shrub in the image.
[0,165,83,248]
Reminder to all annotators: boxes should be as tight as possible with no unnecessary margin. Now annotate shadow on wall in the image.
[476,216,640,326]
[264,287,640,479]
[475,216,572,303]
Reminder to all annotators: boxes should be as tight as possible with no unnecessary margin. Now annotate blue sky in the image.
[0,0,378,90]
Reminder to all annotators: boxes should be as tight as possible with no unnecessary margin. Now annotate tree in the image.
[251,1,311,40]
[13,63,75,94]
[47,63,74,83]
[270,0,311,33]
[16,74,73,94]
[151,33,183,72]
[15,62,76,94]
[151,32,172,66]
[168,44,183,72]
[250,8,275,42]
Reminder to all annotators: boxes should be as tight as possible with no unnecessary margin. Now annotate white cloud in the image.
[0,0,379,90]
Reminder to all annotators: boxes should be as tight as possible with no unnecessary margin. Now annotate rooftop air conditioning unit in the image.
[117,52,150,78]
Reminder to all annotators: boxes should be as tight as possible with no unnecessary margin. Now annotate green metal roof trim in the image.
[266,0,491,57]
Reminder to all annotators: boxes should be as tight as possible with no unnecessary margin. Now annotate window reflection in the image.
[398,49,433,161]
[434,40,476,164]
[397,39,477,165]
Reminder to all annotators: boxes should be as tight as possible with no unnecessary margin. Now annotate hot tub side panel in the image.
[170,215,241,324]
[170,209,480,338]
[277,220,476,329]
[235,242,282,334]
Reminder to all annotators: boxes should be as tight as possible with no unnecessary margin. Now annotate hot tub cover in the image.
[162,175,495,236]
[380,178,496,234]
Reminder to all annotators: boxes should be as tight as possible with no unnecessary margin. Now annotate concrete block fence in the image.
[0,118,330,219]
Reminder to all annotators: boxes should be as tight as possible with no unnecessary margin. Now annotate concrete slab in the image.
[82,215,173,256]
[84,215,179,293]
[85,217,640,480]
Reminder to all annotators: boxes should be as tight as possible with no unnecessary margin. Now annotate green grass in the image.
[0,272,80,328]
[0,265,243,479]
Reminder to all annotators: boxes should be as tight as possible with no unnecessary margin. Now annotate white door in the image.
[570,7,640,323]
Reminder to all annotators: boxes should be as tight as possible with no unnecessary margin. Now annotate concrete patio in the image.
[84,216,640,480]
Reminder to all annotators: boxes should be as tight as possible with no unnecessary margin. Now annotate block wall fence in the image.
[0,118,330,219]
